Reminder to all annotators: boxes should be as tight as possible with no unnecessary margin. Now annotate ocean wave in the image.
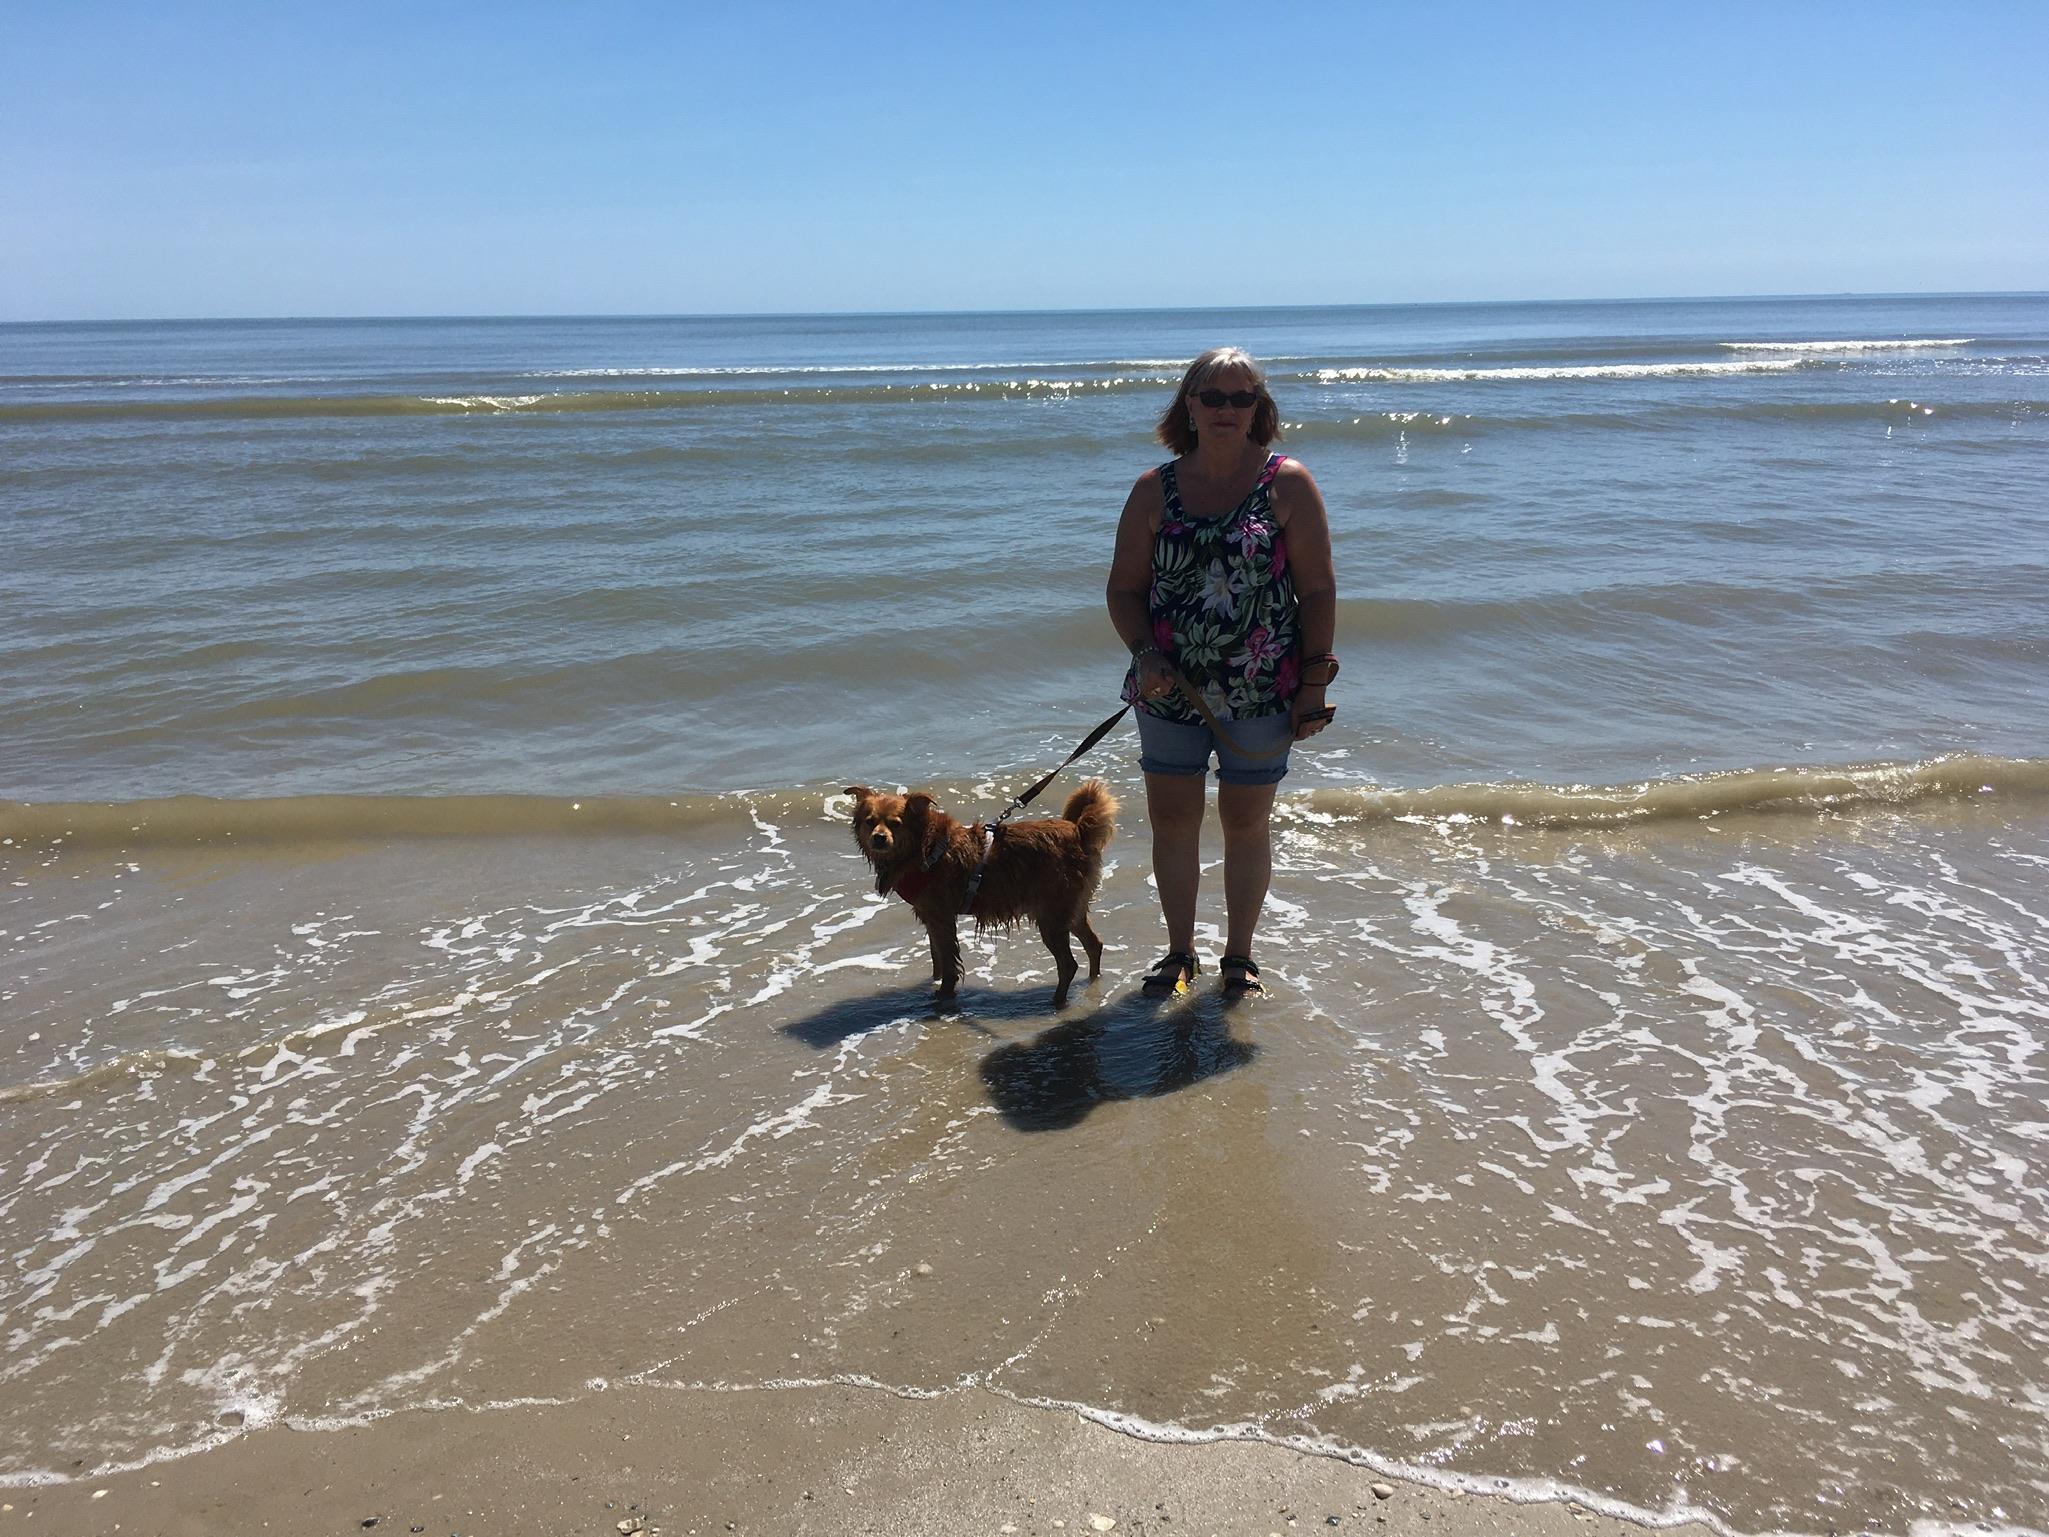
[420,394,547,411]
[1295,754,2049,829]
[7,756,2044,853]
[0,791,755,850]
[518,358,1193,379]
[1719,338,1974,352]
[1313,359,1810,383]
[6,384,2042,442]
[0,372,1876,427]
[0,376,1168,422]
[0,373,348,390]
[1279,396,2042,441]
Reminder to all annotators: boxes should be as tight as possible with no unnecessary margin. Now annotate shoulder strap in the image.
[1256,452,1287,489]
[1159,461,1185,517]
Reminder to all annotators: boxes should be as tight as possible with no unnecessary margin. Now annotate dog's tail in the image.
[1061,779,1117,857]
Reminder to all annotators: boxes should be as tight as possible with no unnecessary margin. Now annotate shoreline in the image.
[7,1382,1723,1537]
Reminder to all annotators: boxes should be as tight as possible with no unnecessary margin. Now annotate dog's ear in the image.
[902,793,941,861]
[844,785,874,803]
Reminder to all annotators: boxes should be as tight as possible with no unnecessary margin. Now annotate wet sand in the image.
[12,1381,1719,1537]
[4,789,2046,1534]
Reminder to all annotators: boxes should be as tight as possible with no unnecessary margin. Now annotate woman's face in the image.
[1187,367,1262,441]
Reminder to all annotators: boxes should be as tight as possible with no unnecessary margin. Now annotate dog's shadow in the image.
[777,982,1056,1049]
[776,982,1257,1130]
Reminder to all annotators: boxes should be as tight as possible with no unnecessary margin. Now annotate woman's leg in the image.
[1216,779,1277,960]
[1144,770,1206,955]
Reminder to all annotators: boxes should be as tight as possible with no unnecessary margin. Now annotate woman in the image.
[1106,347,1338,997]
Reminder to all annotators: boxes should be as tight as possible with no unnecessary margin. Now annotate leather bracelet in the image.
[1300,652,1340,687]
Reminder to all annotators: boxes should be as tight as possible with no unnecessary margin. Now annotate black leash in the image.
[988,655,1336,826]
[961,704,1129,916]
[992,704,1131,825]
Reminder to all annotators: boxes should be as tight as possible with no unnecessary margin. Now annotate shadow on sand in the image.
[775,979,1258,1131]
[978,997,1258,1131]
[776,982,1054,1049]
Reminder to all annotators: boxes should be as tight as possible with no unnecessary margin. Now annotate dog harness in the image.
[962,825,997,911]
[892,825,999,914]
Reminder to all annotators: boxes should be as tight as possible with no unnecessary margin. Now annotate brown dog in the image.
[844,781,1116,1007]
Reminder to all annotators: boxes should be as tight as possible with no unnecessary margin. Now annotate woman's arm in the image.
[1107,471,1174,698]
[1275,462,1337,738]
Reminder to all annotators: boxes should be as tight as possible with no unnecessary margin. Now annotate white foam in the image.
[455,1141,501,1187]
[514,355,1326,380]
[612,1078,850,1205]
[1720,338,1973,352]
[517,358,1185,378]
[1317,360,1806,382]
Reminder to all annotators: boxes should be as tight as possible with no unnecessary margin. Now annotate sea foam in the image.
[1719,338,1973,351]
[1315,360,1807,382]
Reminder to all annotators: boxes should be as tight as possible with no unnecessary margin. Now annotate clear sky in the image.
[5,0,2045,320]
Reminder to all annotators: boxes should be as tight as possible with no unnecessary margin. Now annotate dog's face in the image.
[845,787,934,870]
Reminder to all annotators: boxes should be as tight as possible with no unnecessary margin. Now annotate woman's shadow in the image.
[978,995,1257,1131]
[777,984,1257,1132]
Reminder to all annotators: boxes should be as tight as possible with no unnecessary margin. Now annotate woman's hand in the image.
[1292,684,1334,740]
[1136,651,1178,701]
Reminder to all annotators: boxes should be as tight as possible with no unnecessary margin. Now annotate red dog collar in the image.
[893,866,937,904]
[893,825,998,914]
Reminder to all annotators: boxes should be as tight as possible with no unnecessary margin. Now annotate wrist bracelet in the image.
[1300,652,1340,686]
[1132,643,1162,662]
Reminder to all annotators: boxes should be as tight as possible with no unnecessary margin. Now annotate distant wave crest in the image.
[1296,755,2048,829]
[0,377,1167,422]
[7,756,2043,853]
[517,358,1192,379]
[1719,338,1974,352]
[1315,359,1809,383]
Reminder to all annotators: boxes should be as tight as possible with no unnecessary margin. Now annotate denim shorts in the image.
[1134,705,1294,786]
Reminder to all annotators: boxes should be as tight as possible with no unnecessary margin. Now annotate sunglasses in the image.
[1190,388,1261,409]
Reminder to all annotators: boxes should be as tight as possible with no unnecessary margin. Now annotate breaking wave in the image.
[8,756,2045,854]
[1296,754,2049,828]
[1314,360,1810,383]
[1719,338,1974,352]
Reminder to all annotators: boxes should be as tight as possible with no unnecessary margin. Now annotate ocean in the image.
[3,295,2046,1534]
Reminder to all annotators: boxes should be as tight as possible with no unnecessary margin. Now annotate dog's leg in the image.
[925,915,963,998]
[1073,913,1104,979]
[1037,912,1079,1007]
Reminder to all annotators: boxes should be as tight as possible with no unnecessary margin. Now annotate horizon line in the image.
[5,288,2046,328]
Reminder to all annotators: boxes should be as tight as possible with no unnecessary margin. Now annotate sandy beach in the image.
[11,1382,1722,1537]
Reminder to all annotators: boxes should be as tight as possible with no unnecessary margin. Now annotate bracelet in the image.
[1131,643,1163,662]
[1300,652,1340,687]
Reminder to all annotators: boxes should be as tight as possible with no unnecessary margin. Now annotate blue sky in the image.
[5,1,2044,319]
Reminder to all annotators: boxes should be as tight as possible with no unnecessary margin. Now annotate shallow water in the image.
[5,295,2048,800]
[4,788,2046,1533]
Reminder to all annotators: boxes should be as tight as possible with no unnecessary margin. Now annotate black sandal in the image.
[1219,954,1265,996]
[1140,950,1200,997]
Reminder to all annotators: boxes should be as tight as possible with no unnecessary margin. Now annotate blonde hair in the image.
[1154,347,1281,453]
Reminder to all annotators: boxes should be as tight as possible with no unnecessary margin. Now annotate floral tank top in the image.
[1123,451,1300,723]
